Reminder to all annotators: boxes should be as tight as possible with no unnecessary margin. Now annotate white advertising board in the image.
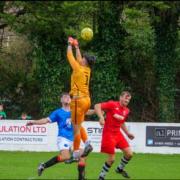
[0,120,57,151]
[0,122,47,144]
[0,120,180,154]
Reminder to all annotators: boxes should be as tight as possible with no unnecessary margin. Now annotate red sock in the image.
[78,161,86,179]
[57,155,62,162]
[78,161,86,167]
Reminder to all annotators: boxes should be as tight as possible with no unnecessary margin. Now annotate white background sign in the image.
[0,120,180,154]
[0,121,48,144]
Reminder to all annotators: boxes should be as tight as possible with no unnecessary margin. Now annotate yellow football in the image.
[81,27,93,41]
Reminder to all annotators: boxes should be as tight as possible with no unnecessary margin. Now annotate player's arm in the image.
[94,103,105,126]
[74,39,83,63]
[26,117,50,126]
[121,123,135,140]
[67,37,80,70]
[86,109,105,116]
[86,109,95,116]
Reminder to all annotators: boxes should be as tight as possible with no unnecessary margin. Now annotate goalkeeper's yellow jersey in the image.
[67,51,91,97]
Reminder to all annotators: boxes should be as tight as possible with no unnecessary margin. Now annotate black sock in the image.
[44,156,59,168]
[99,162,111,179]
[117,156,130,171]
[78,163,85,180]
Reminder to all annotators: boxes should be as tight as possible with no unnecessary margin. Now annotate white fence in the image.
[0,120,180,154]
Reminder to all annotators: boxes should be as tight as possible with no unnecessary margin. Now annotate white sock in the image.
[117,156,129,170]
[84,140,91,147]
[99,162,111,178]
[73,150,81,159]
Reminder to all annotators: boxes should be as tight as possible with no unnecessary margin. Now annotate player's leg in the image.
[66,126,92,163]
[71,97,93,158]
[38,137,72,176]
[79,97,93,157]
[98,132,115,180]
[77,155,86,180]
[69,98,83,162]
[73,123,82,158]
[115,134,133,178]
[38,150,71,176]
[80,101,91,145]
[80,126,93,157]
[71,98,82,154]
[98,154,115,180]
[80,126,88,144]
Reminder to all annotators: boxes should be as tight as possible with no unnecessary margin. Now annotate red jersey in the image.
[101,101,130,133]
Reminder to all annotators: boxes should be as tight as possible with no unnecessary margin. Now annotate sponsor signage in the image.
[0,122,48,145]
[83,122,102,151]
[1,121,180,153]
[146,126,180,147]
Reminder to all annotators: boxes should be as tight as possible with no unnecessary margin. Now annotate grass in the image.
[0,151,180,179]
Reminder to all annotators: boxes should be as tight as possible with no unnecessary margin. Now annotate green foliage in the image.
[0,33,39,119]
[0,1,179,121]
[90,1,126,106]
[62,1,98,37]
[152,1,171,11]
[121,7,156,121]
[152,2,179,122]
[34,44,70,116]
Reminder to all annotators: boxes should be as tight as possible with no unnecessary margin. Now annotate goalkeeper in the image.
[67,37,96,160]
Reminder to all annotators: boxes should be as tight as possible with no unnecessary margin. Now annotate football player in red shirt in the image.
[94,91,134,179]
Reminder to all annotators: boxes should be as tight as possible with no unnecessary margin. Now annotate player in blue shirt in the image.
[26,92,84,178]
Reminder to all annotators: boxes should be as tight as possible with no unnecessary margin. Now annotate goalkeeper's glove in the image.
[73,39,79,48]
[68,36,74,45]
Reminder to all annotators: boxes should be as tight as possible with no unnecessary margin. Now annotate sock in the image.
[74,133,81,151]
[117,156,130,171]
[80,126,88,143]
[84,140,91,147]
[73,150,81,159]
[44,155,61,168]
[99,162,111,179]
[78,161,86,180]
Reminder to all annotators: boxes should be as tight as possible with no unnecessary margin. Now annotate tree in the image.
[151,1,179,122]
[91,1,127,107]
[0,1,98,116]
[120,6,156,122]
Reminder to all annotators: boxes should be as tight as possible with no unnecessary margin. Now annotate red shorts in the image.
[101,131,129,154]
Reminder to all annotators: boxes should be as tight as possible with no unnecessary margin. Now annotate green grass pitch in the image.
[0,151,180,179]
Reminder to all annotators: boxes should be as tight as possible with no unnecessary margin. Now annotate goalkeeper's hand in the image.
[68,37,74,45]
[73,39,79,48]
